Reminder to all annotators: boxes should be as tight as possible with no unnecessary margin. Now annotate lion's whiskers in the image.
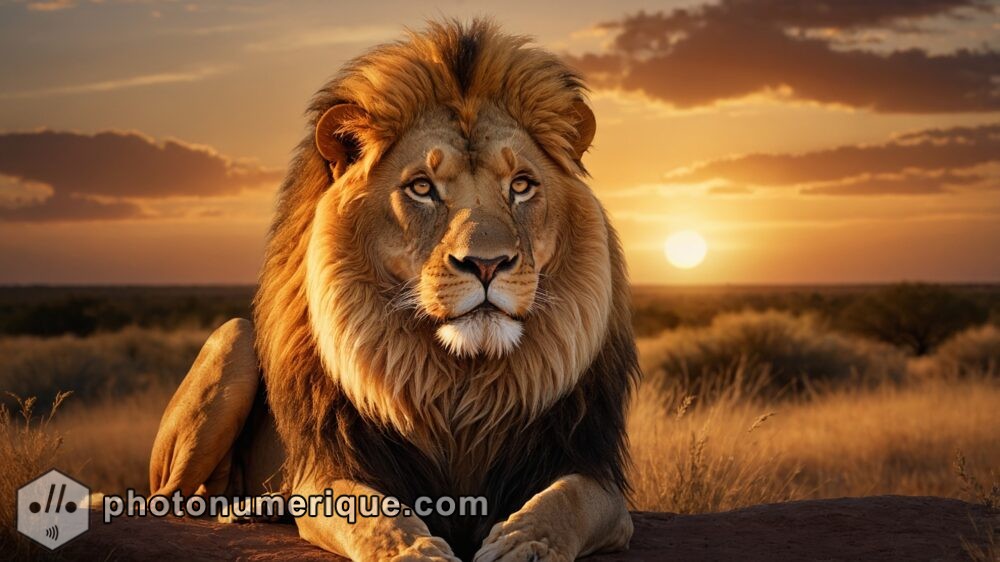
[384,279,422,316]
[530,275,560,313]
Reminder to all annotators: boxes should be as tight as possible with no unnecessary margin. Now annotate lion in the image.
[149,19,639,562]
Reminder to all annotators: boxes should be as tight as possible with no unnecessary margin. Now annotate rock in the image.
[64,496,994,561]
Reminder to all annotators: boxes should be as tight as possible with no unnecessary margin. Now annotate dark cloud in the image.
[0,130,281,222]
[599,0,990,37]
[571,1,1000,112]
[0,192,144,222]
[800,171,984,195]
[670,122,1000,195]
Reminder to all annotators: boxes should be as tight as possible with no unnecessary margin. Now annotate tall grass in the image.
[629,374,1000,513]
[0,393,70,558]
[628,376,798,513]
[52,387,172,494]
[0,327,207,411]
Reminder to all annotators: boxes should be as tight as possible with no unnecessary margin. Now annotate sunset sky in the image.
[1,0,998,285]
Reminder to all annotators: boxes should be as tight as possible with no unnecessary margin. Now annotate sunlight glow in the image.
[664,230,708,269]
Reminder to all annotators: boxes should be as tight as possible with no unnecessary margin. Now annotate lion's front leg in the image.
[474,474,633,562]
[150,318,260,497]
[294,478,460,562]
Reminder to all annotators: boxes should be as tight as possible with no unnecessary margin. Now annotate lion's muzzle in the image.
[420,208,538,357]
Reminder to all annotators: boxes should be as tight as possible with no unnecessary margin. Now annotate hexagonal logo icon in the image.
[17,469,90,550]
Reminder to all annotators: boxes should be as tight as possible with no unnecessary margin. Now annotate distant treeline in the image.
[633,283,1000,356]
[2,283,999,355]
[0,286,254,337]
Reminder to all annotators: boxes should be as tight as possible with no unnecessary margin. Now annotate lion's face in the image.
[331,106,563,357]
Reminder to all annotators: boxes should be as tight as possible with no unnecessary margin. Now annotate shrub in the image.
[840,283,987,356]
[910,324,1000,380]
[638,310,906,401]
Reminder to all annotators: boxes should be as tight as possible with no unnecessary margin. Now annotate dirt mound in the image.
[64,496,994,561]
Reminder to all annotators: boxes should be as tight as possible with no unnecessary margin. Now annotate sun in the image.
[664,230,708,269]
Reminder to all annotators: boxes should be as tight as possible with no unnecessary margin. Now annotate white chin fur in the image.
[435,311,523,357]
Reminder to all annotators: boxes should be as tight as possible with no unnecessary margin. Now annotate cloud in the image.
[26,0,74,11]
[603,0,991,34]
[0,192,145,222]
[0,66,228,99]
[0,174,51,208]
[799,171,985,195]
[245,25,397,53]
[0,130,281,221]
[569,1,1000,112]
[668,122,1000,195]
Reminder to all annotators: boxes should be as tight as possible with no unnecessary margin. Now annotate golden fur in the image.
[151,19,638,561]
[255,20,631,476]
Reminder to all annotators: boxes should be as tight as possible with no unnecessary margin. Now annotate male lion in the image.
[150,19,639,562]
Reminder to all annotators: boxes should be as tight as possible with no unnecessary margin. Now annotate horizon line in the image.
[2,281,1000,290]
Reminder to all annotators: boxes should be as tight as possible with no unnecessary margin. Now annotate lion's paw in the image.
[473,520,572,562]
[389,535,462,562]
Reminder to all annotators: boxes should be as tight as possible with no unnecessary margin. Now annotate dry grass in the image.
[0,327,207,411]
[0,388,171,559]
[962,519,999,562]
[629,390,796,514]
[52,387,172,494]
[955,451,1000,514]
[629,375,1000,513]
[0,393,70,557]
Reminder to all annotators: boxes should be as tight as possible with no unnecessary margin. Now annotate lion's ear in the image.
[315,103,366,178]
[571,100,597,160]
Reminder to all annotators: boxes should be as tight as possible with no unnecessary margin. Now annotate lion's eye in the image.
[404,178,437,203]
[510,176,538,203]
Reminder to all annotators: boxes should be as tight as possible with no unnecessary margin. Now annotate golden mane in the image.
[309,19,589,181]
[253,19,636,488]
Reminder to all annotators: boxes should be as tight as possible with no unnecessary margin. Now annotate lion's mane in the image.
[253,19,638,559]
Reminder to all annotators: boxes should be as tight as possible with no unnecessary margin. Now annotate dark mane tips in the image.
[447,19,487,94]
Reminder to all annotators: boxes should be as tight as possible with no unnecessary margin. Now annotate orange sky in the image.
[1,0,998,284]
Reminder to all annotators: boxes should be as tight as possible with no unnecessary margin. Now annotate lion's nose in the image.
[448,254,517,286]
